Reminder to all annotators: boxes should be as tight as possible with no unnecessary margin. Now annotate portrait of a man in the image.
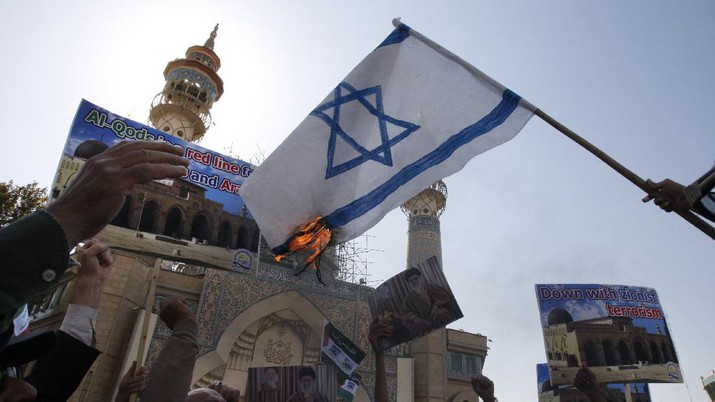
[261,366,280,391]
[368,256,464,350]
[399,267,458,337]
[287,366,329,402]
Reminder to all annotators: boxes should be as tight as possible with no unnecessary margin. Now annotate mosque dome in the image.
[74,140,109,159]
[547,308,573,325]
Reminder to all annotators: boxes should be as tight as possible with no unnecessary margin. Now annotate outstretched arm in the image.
[140,297,197,402]
[369,319,394,402]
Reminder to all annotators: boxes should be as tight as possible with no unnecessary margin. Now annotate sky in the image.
[1,1,714,401]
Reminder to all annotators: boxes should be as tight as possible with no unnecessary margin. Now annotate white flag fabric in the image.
[241,20,536,254]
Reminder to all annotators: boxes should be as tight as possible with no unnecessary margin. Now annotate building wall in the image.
[703,371,715,401]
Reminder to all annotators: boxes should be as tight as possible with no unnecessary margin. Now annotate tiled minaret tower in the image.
[401,180,449,402]
[149,24,224,143]
[401,180,447,268]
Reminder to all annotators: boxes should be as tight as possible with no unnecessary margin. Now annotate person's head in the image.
[263,367,278,385]
[185,388,225,402]
[405,268,424,292]
[297,367,316,394]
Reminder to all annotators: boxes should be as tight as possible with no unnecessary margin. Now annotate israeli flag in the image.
[241,20,535,254]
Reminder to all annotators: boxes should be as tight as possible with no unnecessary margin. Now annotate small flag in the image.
[320,320,365,376]
[13,304,29,336]
[337,372,362,401]
[241,19,535,258]
[320,320,366,400]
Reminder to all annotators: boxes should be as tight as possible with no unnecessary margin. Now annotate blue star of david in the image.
[311,82,420,179]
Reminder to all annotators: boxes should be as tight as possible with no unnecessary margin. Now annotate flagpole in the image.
[535,108,715,241]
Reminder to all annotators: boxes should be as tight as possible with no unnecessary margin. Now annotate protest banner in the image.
[52,99,258,270]
[535,284,681,386]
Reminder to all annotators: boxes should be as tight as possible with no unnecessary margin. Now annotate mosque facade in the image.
[29,26,488,402]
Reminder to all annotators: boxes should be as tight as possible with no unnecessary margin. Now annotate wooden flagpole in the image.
[128,257,162,402]
[535,108,715,241]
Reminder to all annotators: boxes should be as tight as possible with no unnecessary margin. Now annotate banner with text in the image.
[52,100,258,269]
[535,284,681,386]
[53,99,255,215]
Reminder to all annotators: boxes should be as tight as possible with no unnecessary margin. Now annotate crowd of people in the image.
[0,139,709,401]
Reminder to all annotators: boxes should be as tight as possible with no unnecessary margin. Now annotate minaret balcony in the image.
[150,90,213,132]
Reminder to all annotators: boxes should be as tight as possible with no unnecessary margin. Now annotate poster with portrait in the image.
[52,100,260,269]
[536,363,651,401]
[535,284,681,386]
[245,365,337,402]
[368,256,463,351]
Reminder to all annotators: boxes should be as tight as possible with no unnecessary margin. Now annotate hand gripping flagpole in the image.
[535,108,715,241]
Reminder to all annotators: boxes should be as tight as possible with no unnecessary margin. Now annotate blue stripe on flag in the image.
[377,23,411,48]
[326,89,521,227]
[271,89,522,255]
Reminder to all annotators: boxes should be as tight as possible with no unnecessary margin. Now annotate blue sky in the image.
[1,1,714,401]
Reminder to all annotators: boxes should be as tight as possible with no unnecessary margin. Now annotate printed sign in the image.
[51,100,260,258]
[52,100,255,214]
[535,284,681,386]
[245,365,337,402]
[368,256,463,351]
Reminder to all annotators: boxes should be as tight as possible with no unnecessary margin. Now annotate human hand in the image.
[208,381,240,402]
[471,374,495,402]
[69,238,113,308]
[574,364,607,401]
[368,319,394,353]
[644,179,690,212]
[159,297,194,330]
[46,141,188,248]
[114,361,146,402]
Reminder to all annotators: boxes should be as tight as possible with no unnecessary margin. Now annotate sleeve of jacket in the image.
[0,211,70,318]
[26,330,101,402]
[140,319,199,402]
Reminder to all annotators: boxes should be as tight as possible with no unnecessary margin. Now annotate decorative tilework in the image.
[167,68,218,100]
[144,254,398,397]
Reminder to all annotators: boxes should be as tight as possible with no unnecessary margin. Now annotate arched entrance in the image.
[139,200,159,232]
[217,221,232,248]
[163,206,183,237]
[190,214,210,243]
[111,195,133,228]
[602,340,616,366]
[192,292,327,395]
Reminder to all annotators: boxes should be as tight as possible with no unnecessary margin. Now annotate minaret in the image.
[401,180,447,267]
[149,24,224,143]
[401,180,449,402]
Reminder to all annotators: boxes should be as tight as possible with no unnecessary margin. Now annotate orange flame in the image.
[275,216,332,270]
